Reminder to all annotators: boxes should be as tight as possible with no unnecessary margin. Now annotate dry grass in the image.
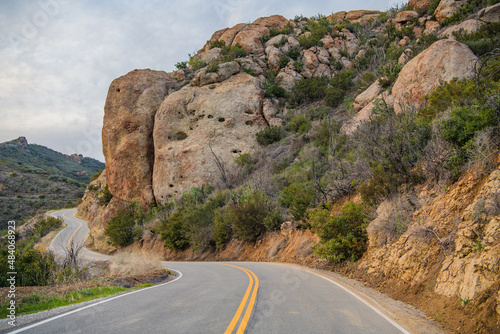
[109,252,163,276]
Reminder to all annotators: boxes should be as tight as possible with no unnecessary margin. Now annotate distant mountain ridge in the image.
[0,137,104,227]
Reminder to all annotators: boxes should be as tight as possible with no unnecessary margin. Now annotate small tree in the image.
[104,210,135,247]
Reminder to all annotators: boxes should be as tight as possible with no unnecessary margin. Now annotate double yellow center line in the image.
[62,210,83,250]
[222,264,259,334]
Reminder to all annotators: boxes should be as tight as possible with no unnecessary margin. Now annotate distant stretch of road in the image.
[10,209,411,334]
[50,208,110,261]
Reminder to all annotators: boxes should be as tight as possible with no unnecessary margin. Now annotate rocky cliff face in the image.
[77,2,500,330]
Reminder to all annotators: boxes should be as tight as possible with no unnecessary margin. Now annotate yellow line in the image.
[237,268,259,334]
[221,264,259,334]
[63,210,82,250]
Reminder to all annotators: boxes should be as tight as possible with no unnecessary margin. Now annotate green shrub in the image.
[242,68,257,76]
[269,23,294,37]
[288,48,301,60]
[206,62,220,73]
[256,125,283,145]
[298,20,328,49]
[98,184,113,206]
[33,216,63,238]
[279,183,315,223]
[263,71,287,98]
[293,61,304,72]
[16,249,57,286]
[291,77,329,105]
[160,215,190,250]
[454,22,500,56]
[188,55,207,71]
[213,207,232,249]
[355,107,431,204]
[90,170,103,182]
[310,201,368,262]
[420,79,477,120]
[209,39,226,49]
[227,190,269,243]
[104,210,136,247]
[234,153,256,171]
[440,107,498,147]
[263,210,283,231]
[280,55,290,69]
[287,114,312,134]
[325,71,355,108]
[175,61,188,71]
[221,43,248,59]
[378,62,403,88]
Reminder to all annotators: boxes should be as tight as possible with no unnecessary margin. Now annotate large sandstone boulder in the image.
[102,69,178,202]
[395,10,420,23]
[153,73,266,203]
[478,3,500,23]
[439,19,483,39]
[409,0,431,11]
[354,80,383,112]
[303,50,319,70]
[191,61,241,87]
[328,11,347,21]
[232,25,270,54]
[392,40,477,114]
[345,10,381,23]
[434,0,467,23]
[219,23,247,46]
[253,15,289,30]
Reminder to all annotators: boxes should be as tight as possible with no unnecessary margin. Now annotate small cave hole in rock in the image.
[245,120,253,126]
[180,176,183,179]
[218,117,225,122]
[175,132,188,141]
[169,184,174,188]
[116,88,120,93]
[245,110,254,114]
[208,115,214,119]
[231,149,242,154]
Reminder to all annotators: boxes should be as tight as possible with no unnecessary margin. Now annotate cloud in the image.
[0,0,400,162]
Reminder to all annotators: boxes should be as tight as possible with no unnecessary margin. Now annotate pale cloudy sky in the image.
[0,0,405,162]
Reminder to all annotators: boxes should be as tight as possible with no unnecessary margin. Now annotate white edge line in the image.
[7,269,183,334]
[313,273,411,334]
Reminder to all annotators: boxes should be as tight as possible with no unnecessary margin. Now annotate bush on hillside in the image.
[310,201,369,262]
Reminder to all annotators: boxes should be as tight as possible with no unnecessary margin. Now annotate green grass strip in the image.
[0,286,129,317]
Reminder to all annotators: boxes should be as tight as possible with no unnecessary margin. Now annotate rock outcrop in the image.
[102,69,180,203]
[392,39,477,113]
[153,73,266,203]
[478,2,500,23]
[361,162,500,310]
[434,0,468,23]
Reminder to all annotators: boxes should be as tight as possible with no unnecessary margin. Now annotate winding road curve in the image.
[10,209,414,334]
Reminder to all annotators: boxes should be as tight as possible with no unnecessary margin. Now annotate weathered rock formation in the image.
[434,0,468,23]
[102,69,180,204]
[392,39,477,114]
[153,73,267,203]
[361,160,500,313]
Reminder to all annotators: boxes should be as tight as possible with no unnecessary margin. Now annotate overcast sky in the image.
[0,0,405,162]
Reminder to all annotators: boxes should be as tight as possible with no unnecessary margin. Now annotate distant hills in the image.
[0,137,104,228]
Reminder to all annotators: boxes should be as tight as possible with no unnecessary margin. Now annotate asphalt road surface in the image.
[9,209,411,334]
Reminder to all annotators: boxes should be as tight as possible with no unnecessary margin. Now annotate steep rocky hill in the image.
[78,1,500,332]
[0,137,104,227]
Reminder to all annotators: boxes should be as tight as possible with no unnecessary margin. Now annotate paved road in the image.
[50,208,110,261]
[10,209,411,334]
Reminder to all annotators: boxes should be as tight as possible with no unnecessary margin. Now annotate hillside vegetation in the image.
[78,1,500,332]
[0,137,104,227]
